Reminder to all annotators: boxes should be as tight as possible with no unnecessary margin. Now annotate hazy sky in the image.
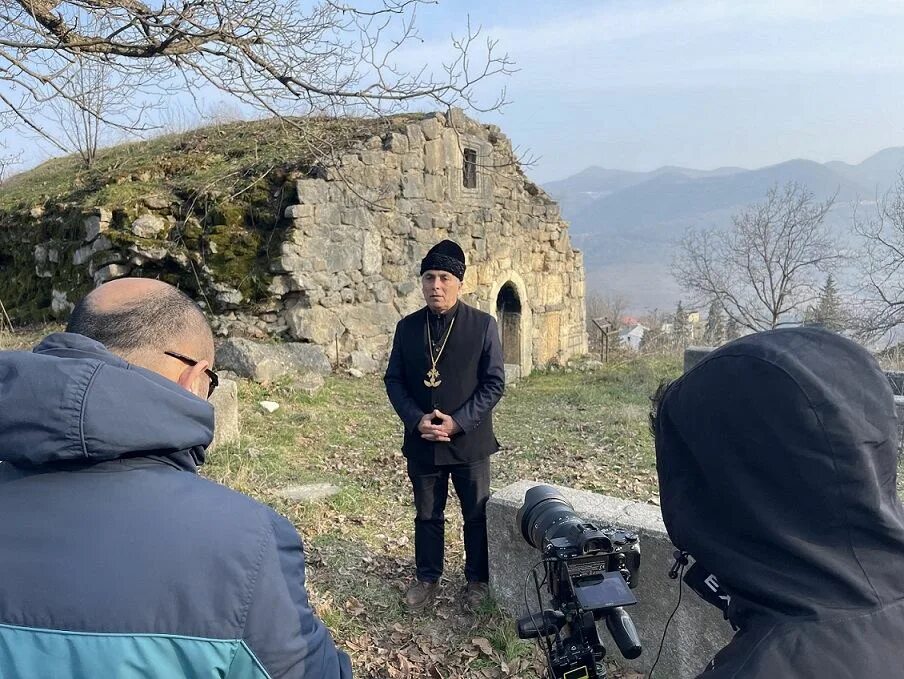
[407,0,904,182]
[4,1,904,184]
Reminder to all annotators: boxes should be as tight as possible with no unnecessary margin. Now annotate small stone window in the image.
[463,148,478,189]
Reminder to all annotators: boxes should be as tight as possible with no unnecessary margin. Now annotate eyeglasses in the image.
[163,350,219,399]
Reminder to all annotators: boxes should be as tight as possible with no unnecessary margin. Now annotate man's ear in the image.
[177,360,209,398]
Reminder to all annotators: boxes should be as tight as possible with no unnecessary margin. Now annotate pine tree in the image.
[810,275,845,331]
[724,316,741,341]
[703,301,724,346]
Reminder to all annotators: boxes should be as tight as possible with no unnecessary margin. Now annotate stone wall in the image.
[6,110,587,374]
[271,110,586,374]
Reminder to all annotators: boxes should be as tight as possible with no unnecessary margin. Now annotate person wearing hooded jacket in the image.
[651,326,904,678]
[0,278,352,679]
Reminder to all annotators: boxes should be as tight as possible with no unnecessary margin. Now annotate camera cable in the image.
[522,558,556,672]
[648,553,688,678]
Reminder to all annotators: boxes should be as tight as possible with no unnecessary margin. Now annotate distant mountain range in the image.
[543,147,904,313]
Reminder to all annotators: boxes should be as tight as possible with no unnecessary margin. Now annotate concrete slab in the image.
[208,377,240,452]
[488,480,733,678]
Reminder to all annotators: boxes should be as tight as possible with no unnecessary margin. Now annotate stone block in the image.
[340,207,371,229]
[383,132,409,153]
[401,152,424,172]
[445,107,468,130]
[72,235,114,266]
[424,139,444,173]
[127,242,167,262]
[276,483,341,503]
[296,179,331,205]
[290,372,325,396]
[406,123,426,148]
[93,263,131,285]
[362,231,382,276]
[374,280,394,303]
[50,289,74,318]
[342,302,398,338]
[285,204,314,219]
[424,175,445,202]
[325,240,363,273]
[83,208,112,242]
[391,216,412,236]
[401,172,425,199]
[360,150,384,166]
[349,349,379,373]
[286,305,343,345]
[321,293,342,308]
[208,377,240,452]
[487,481,733,678]
[442,133,462,168]
[215,338,332,383]
[130,214,168,239]
[315,203,341,225]
[420,116,443,141]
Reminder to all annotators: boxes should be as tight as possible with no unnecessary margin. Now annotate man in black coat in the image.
[651,327,904,678]
[384,240,505,611]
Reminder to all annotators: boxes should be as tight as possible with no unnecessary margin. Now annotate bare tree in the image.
[0,0,513,152]
[585,291,629,327]
[850,175,904,337]
[43,59,158,167]
[672,182,842,331]
[0,142,18,181]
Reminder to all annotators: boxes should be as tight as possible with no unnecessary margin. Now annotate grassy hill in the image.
[1,325,674,678]
[0,115,422,324]
[0,115,419,213]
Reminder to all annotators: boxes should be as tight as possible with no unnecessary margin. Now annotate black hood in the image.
[655,327,904,627]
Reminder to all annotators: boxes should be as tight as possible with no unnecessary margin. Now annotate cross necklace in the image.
[424,314,456,388]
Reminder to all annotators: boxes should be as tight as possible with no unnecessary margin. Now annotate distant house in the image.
[619,324,647,351]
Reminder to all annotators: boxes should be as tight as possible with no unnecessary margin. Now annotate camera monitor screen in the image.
[572,572,637,611]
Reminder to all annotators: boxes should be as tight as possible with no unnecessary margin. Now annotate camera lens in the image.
[517,485,583,549]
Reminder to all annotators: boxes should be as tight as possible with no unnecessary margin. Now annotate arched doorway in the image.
[495,282,522,366]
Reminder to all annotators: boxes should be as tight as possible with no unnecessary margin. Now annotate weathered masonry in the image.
[1,110,587,373]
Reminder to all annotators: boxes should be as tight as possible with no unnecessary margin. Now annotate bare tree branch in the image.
[0,0,512,155]
[672,182,842,331]
[852,174,904,339]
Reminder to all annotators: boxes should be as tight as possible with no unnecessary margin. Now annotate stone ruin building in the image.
[0,109,587,375]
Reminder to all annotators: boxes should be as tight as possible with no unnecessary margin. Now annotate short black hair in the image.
[67,285,210,355]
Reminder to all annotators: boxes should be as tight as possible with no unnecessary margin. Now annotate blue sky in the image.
[4,1,904,183]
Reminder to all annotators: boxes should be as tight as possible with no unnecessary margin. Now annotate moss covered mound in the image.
[0,114,422,323]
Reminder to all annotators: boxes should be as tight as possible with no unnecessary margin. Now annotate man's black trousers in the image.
[406,456,490,584]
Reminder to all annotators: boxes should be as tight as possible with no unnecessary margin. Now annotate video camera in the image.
[515,485,642,679]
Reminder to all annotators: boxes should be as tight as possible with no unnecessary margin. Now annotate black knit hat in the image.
[420,239,466,280]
